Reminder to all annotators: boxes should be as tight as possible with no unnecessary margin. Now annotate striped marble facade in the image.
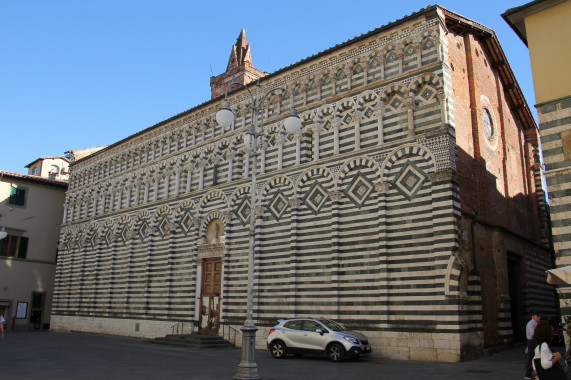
[50,6,553,362]
[538,95,571,320]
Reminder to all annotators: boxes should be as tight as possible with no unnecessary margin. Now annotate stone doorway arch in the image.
[197,218,225,335]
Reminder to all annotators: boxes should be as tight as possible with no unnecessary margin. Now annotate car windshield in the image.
[319,319,347,332]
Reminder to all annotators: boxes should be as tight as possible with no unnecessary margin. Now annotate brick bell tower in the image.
[210,29,268,100]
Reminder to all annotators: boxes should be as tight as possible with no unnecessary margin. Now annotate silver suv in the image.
[266,317,371,362]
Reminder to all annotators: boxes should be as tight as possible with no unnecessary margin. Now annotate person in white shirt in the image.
[525,312,541,379]
[532,320,564,379]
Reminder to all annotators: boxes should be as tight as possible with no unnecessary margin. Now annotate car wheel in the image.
[270,341,287,359]
[327,343,345,362]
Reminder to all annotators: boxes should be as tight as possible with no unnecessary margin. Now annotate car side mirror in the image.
[316,328,324,335]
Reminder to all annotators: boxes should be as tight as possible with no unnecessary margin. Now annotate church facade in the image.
[50,5,555,361]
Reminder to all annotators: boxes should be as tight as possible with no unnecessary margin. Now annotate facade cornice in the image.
[71,8,445,167]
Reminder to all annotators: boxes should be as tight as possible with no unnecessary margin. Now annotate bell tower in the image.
[210,29,268,99]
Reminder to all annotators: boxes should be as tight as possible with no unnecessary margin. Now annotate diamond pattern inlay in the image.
[158,217,170,237]
[119,225,130,242]
[104,229,114,245]
[180,211,194,233]
[403,171,420,191]
[364,107,374,119]
[421,88,434,101]
[304,182,329,215]
[345,173,375,208]
[88,232,97,248]
[268,190,289,221]
[391,98,402,109]
[138,221,150,240]
[236,198,252,226]
[343,114,352,125]
[393,161,426,200]
[356,183,367,197]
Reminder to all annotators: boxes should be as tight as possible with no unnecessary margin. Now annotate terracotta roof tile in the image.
[0,169,68,187]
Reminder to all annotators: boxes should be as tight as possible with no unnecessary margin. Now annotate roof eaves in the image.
[261,5,441,79]
[442,8,537,132]
[502,0,567,47]
[0,170,69,188]
[24,158,43,168]
[501,9,529,46]
[25,156,71,168]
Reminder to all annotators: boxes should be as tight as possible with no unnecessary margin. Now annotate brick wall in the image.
[448,29,555,346]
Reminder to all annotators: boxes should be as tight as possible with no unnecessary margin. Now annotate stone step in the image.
[148,333,235,350]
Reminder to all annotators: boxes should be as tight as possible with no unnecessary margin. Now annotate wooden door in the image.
[198,258,222,335]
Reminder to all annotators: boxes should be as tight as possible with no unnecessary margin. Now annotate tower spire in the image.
[210,29,268,100]
[227,29,253,71]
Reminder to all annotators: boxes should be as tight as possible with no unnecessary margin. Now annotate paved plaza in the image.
[0,331,566,379]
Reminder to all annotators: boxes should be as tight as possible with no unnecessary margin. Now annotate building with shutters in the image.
[50,5,555,361]
[0,170,67,331]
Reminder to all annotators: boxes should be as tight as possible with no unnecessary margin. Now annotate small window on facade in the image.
[49,165,59,174]
[9,186,26,206]
[0,235,29,259]
[483,108,494,139]
[32,167,38,176]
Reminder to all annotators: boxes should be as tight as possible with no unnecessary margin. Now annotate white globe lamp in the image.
[215,101,234,129]
[283,108,302,135]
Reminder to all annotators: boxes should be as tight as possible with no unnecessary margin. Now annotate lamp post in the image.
[216,81,302,380]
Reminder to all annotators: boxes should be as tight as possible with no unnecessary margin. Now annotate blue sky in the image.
[0,1,533,174]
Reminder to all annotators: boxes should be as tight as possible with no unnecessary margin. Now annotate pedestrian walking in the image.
[525,312,541,379]
[532,320,566,380]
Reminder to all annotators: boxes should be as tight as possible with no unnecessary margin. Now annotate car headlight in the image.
[343,336,359,344]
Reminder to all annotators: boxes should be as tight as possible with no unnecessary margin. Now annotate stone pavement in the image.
[0,331,567,380]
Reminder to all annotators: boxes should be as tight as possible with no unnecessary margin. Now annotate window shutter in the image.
[16,188,26,205]
[9,187,17,203]
[9,187,26,206]
[17,237,29,259]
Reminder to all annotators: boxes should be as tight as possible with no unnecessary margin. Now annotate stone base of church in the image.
[50,314,191,339]
[238,324,483,362]
[52,314,483,362]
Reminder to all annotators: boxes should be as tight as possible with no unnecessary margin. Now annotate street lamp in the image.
[216,81,302,380]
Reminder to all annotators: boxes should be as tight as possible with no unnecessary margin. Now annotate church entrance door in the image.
[198,258,222,335]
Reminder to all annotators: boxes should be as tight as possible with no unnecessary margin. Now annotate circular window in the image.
[483,108,494,139]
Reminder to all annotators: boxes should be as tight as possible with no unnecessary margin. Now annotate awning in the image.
[546,265,571,285]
